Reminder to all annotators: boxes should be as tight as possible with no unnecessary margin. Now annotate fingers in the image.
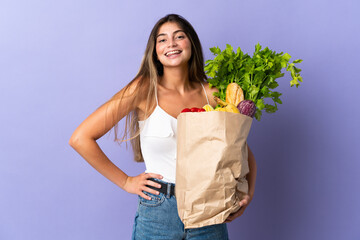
[239,198,248,208]
[142,175,162,196]
[136,172,164,200]
[138,182,158,200]
[146,179,161,189]
[145,172,163,180]
[237,194,251,209]
[143,186,160,196]
[139,191,152,200]
[225,199,250,223]
[224,214,236,223]
[230,196,248,215]
[224,207,245,223]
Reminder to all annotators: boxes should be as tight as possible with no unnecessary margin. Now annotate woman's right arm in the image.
[68,80,162,200]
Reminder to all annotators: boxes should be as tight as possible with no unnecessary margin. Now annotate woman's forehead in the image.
[157,22,184,36]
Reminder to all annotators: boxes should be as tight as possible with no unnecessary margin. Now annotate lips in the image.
[165,50,182,57]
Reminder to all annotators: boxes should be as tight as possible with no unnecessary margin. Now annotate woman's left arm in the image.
[225,145,257,223]
[246,145,257,200]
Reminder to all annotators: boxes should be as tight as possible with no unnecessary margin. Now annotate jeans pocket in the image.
[139,191,165,207]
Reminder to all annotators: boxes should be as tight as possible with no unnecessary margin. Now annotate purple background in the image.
[1,0,359,239]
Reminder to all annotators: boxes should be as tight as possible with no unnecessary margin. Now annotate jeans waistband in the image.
[147,178,175,198]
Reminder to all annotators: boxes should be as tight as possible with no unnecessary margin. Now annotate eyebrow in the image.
[156,30,185,38]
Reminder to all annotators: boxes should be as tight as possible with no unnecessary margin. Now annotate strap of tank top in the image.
[154,83,159,106]
[200,82,210,105]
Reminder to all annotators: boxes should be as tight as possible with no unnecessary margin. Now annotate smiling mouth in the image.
[165,50,182,57]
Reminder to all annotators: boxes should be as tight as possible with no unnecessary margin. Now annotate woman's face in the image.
[155,22,192,69]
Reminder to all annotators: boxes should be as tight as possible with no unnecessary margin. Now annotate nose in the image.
[168,38,178,47]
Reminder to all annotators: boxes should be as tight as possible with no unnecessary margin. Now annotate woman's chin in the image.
[161,58,190,69]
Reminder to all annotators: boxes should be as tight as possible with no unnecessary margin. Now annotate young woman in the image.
[69,14,257,239]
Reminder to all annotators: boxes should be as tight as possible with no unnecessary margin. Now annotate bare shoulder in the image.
[121,76,143,99]
[203,82,218,107]
[69,77,145,141]
[117,76,149,108]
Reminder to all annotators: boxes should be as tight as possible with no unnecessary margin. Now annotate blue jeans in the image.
[131,179,229,240]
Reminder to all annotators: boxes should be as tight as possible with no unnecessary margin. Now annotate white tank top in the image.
[138,82,210,183]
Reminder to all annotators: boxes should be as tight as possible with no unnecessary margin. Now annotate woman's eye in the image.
[158,39,166,43]
[176,35,185,39]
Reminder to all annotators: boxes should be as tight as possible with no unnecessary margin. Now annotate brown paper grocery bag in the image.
[176,111,253,229]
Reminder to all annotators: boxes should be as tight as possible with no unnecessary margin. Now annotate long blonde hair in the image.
[108,14,207,162]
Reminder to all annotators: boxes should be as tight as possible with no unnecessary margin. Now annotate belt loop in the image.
[166,183,171,198]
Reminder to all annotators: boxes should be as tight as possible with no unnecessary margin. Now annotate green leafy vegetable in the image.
[205,43,303,120]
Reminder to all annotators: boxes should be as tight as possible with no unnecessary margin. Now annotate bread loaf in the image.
[226,83,244,106]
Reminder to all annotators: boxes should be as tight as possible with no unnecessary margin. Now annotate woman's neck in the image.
[161,65,191,94]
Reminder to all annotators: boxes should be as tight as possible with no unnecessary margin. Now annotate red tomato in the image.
[190,107,199,112]
[181,108,191,113]
[198,108,206,112]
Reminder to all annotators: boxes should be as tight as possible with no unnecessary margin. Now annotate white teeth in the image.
[165,50,181,56]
